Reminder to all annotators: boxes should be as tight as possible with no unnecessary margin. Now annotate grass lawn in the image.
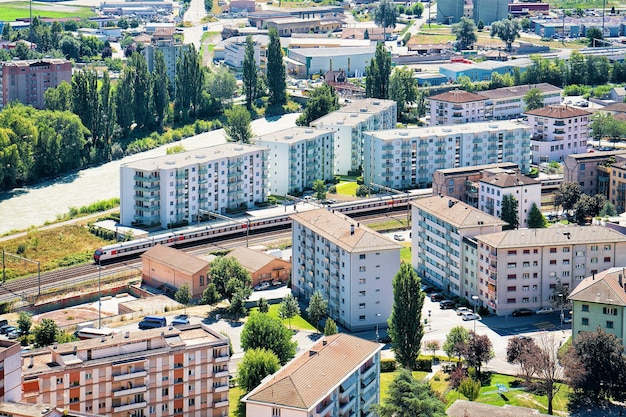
[248,304,317,332]
[229,386,244,417]
[367,218,409,232]
[335,181,358,196]
[0,2,96,20]
[380,370,429,401]
[400,244,411,263]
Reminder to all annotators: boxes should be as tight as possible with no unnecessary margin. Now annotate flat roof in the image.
[289,46,375,57]
[477,225,626,249]
[254,126,330,144]
[364,120,529,141]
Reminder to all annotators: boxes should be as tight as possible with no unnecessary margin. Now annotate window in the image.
[604,257,611,263]
[604,245,612,250]
[189,398,195,406]
[550,248,557,253]
[507,286,516,292]
[523,273,530,279]
[359,266,366,272]
[582,304,589,312]
[162,404,168,412]
[563,247,570,253]
[359,254,366,259]
[359,315,366,321]
[607,321,614,329]
[523,285,529,291]
[359,278,366,284]
[56,377,63,384]
[507,274,516,280]
[359,290,366,297]
[522,261,530,267]
[359,303,366,309]
[562,259,570,265]
[550,259,557,265]
[507,250,517,255]
[590,257,598,264]
[603,307,618,316]
[523,249,530,254]
[162,388,169,396]
[86,373,92,380]
[507,262,517,268]
[272,408,281,417]
[507,298,516,304]
[522,297,529,303]
[591,245,598,251]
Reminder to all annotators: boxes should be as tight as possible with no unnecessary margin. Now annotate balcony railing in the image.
[113,385,147,398]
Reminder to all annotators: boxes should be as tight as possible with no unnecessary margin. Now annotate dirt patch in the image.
[34,307,106,327]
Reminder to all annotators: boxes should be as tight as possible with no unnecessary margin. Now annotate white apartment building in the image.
[311,98,397,175]
[476,225,626,315]
[120,143,268,229]
[412,196,506,298]
[363,121,532,190]
[254,127,334,196]
[427,89,487,126]
[22,325,231,417]
[478,170,541,228]
[524,105,591,164]
[481,83,562,120]
[222,35,268,70]
[290,209,402,331]
[242,333,382,417]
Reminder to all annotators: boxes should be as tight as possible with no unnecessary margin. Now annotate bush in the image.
[415,358,432,372]
[381,358,397,372]
[449,366,467,389]
[328,185,337,193]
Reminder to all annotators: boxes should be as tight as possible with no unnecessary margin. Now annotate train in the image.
[93,189,431,263]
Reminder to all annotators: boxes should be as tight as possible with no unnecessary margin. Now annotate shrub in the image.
[328,185,337,193]
[458,377,481,401]
[381,358,397,372]
[415,358,432,372]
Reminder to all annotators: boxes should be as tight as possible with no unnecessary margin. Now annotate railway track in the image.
[0,211,409,305]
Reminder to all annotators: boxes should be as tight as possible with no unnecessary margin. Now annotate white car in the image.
[536,307,554,315]
[254,282,270,291]
[462,312,481,321]
[393,234,405,241]
[456,307,472,316]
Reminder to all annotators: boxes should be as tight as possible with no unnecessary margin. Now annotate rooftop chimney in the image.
[125,331,130,338]
[350,224,355,235]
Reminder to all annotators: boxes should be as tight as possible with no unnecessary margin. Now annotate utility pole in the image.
[369,182,412,227]
[199,209,251,247]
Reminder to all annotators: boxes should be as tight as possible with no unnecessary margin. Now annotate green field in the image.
[0,2,96,21]
[248,303,317,332]
[335,181,358,196]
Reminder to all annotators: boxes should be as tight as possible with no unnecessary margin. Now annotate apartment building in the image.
[412,196,507,298]
[142,41,183,86]
[569,267,626,343]
[432,162,519,207]
[481,83,562,120]
[476,226,626,315]
[525,105,591,164]
[363,121,531,190]
[0,340,21,402]
[427,89,487,126]
[478,170,541,229]
[222,35,268,70]
[120,143,268,229]
[563,150,626,199]
[290,209,401,331]
[22,325,230,417]
[311,98,397,175]
[254,127,334,196]
[0,58,71,109]
[242,333,382,417]
[609,154,626,214]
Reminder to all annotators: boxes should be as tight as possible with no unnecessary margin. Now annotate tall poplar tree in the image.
[242,35,258,110]
[115,66,135,138]
[365,43,391,99]
[266,28,286,107]
[152,50,169,129]
[388,263,425,370]
[97,71,115,160]
[175,44,204,120]
[129,53,151,130]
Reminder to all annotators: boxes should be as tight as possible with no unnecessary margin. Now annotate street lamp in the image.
[375,313,381,342]
[472,295,479,335]
[428,310,431,330]
[558,293,564,330]
[98,262,102,329]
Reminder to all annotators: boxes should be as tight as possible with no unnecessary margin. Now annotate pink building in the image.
[0,59,72,109]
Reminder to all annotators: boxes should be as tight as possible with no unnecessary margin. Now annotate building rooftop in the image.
[1,58,69,67]
[290,209,402,253]
[341,98,396,114]
[142,245,209,276]
[225,246,288,273]
[428,89,487,103]
[480,83,562,101]
[254,127,330,145]
[435,162,519,176]
[413,195,507,229]
[364,120,529,141]
[524,105,592,119]
[566,149,626,160]
[569,267,626,307]
[289,46,375,58]
[480,170,540,188]
[243,333,381,410]
[121,143,267,171]
[599,102,626,113]
[311,110,376,127]
[477,225,626,249]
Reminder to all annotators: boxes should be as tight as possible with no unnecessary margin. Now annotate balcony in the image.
[339,396,356,414]
[133,183,159,192]
[113,385,147,398]
[215,355,229,363]
[113,401,147,413]
[317,401,334,416]
[214,384,229,393]
[113,370,147,382]
[214,370,229,378]
[133,174,158,182]
[214,400,229,408]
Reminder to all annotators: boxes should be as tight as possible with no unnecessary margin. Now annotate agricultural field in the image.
[0,1,96,21]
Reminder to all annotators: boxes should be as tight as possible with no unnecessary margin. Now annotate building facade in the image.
[242,333,382,417]
[525,105,591,164]
[481,83,562,120]
[428,90,487,126]
[286,46,375,78]
[0,59,71,109]
[22,325,230,417]
[254,127,334,196]
[290,209,401,331]
[412,196,506,298]
[222,35,268,70]
[142,42,183,86]
[0,340,21,402]
[120,143,268,229]
[225,246,291,288]
[363,121,531,190]
[563,150,626,199]
[476,226,626,315]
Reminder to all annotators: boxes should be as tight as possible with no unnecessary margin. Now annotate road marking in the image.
[534,322,555,329]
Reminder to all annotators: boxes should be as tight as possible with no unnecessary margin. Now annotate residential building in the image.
[432,162,519,207]
[436,0,467,24]
[481,83,562,120]
[478,170,541,228]
[609,86,626,103]
[0,59,71,109]
[569,267,626,343]
[141,245,210,298]
[142,40,183,86]
[222,35,268,70]
[285,46,375,78]
[22,325,230,417]
[363,121,531,190]
[225,246,291,287]
[428,90,487,126]
[290,209,402,331]
[311,98,397,175]
[476,226,626,315]
[0,340,21,402]
[242,333,382,417]
[525,105,591,164]
[609,154,626,214]
[473,0,510,25]
[0,403,103,417]
[563,150,626,199]
[412,196,507,298]
[120,143,268,229]
[254,127,334,195]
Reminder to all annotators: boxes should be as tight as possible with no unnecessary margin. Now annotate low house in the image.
[610,87,626,103]
[225,246,291,287]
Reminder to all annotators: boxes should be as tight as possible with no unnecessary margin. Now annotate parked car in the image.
[440,300,455,309]
[378,335,392,344]
[511,308,533,317]
[6,329,18,339]
[563,315,572,324]
[536,307,555,315]
[1,325,17,335]
[456,307,472,316]
[138,316,167,330]
[421,285,436,294]
[430,293,445,302]
[254,282,270,291]
[393,234,405,241]
[462,312,481,321]
[171,315,189,326]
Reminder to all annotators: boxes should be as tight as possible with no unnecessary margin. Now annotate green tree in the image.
[152,50,170,129]
[568,51,587,86]
[312,179,327,201]
[366,42,392,99]
[224,106,253,143]
[490,18,521,51]
[452,17,477,51]
[237,348,280,392]
[206,66,237,108]
[477,20,484,31]
[374,0,398,40]
[501,194,519,230]
[17,312,32,335]
[424,340,440,361]
[443,326,470,362]
[59,35,81,60]
[389,66,417,118]
[527,202,547,228]
[506,336,538,383]
[175,282,191,311]
[296,84,339,126]
[371,368,446,417]
[228,288,248,319]
[97,71,115,160]
[600,201,617,217]
[462,332,494,374]
[258,297,269,313]
[324,318,337,336]
[306,290,328,332]
[241,313,297,365]
[266,28,286,107]
[458,377,481,401]
[44,81,72,112]
[587,27,603,46]
[278,294,300,330]
[242,35,258,110]
[175,44,204,120]
[388,263,424,370]
[208,256,253,301]
[33,318,59,347]
[128,53,152,130]
[554,182,581,213]
[200,283,220,305]
[71,69,99,146]
[524,87,544,111]
[115,66,135,137]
